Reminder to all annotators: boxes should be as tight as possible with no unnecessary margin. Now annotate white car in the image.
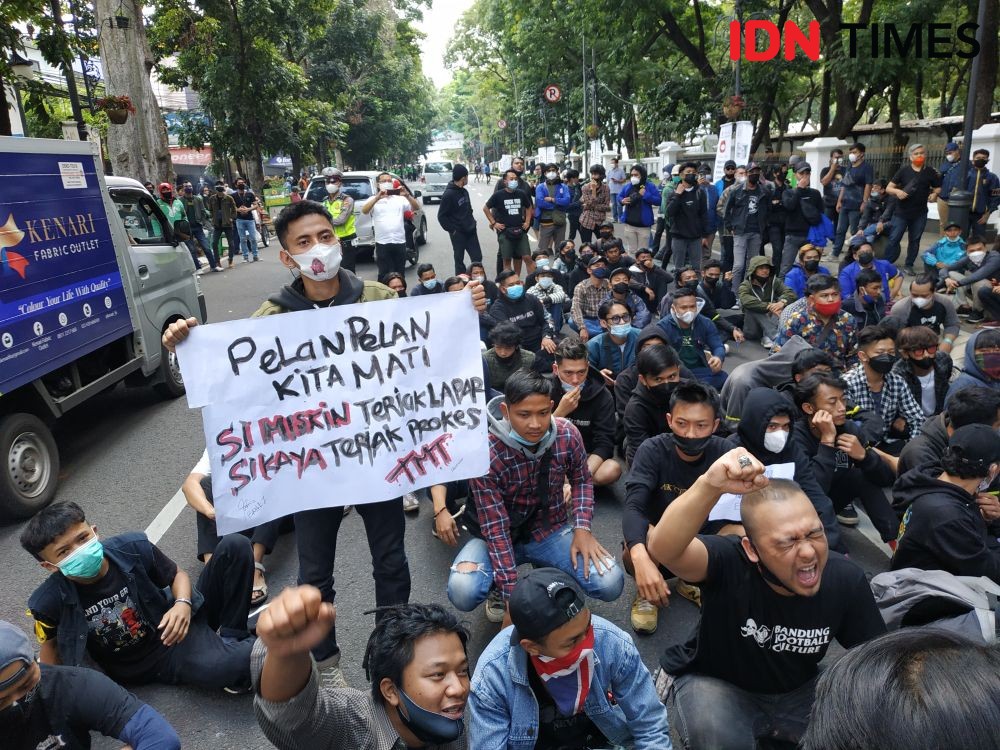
[419,160,454,203]
[303,171,428,265]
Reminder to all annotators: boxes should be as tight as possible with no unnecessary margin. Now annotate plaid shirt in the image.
[469,418,594,600]
[571,278,611,329]
[579,182,611,229]
[843,365,925,440]
[774,308,858,368]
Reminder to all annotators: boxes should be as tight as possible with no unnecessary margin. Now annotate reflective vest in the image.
[323,197,356,240]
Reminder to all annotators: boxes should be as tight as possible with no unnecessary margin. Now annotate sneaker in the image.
[903,265,915,275]
[243,257,251,263]
[316,655,349,689]
[485,588,505,623]
[222,680,252,695]
[675,581,702,608]
[760,335,774,349]
[211,266,224,273]
[252,256,260,262]
[837,503,860,526]
[402,492,420,513]
[978,319,1000,328]
[966,310,985,324]
[956,305,974,317]
[630,593,659,634]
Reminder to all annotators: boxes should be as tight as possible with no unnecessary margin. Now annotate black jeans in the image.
[579,225,595,244]
[340,237,357,273]
[196,476,283,561]
[829,468,898,542]
[449,229,483,275]
[212,225,239,262]
[567,213,580,242]
[375,242,406,281]
[294,500,410,662]
[720,235,734,275]
[767,224,785,274]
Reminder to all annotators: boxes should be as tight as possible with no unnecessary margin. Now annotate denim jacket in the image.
[27,532,202,667]
[468,616,671,749]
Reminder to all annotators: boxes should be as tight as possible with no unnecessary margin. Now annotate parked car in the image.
[304,170,427,264]
[419,160,454,203]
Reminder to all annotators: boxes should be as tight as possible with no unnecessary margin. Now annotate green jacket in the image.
[737,255,797,313]
[156,197,186,226]
[252,270,397,317]
[207,192,237,228]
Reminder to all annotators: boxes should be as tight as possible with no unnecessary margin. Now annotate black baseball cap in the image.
[945,424,1000,473]
[944,221,962,231]
[587,254,607,267]
[794,162,812,174]
[0,621,33,691]
[724,160,737,169]
[509,568,587,644]
[747,161,762,172]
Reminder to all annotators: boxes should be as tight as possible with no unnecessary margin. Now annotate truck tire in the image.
[154,341,186,398]
[0,413,59,518]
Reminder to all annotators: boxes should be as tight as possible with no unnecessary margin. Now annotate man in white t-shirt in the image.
[361,172,421,281]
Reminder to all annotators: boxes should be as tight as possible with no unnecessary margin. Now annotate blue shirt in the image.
[838,259,898,300]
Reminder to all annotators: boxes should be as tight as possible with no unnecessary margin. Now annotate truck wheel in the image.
[0,413,59,518]
[416,216,428,246]
[154,341,186,398]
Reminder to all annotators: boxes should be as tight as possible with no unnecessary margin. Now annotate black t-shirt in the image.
[820,166,843,208]
[232,189,256,211]
[75,557,174,680]
[486,189,532,228]
[661,535,885,694]
[12,664,142,750]
[527,661,610,750]
[889,165,941,219]
[904,298,947,334]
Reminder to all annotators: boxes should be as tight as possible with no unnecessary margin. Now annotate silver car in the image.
[419,160,453,203]
[304,171,428,265]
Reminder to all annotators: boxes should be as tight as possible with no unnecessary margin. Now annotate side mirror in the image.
[413,190,422,198]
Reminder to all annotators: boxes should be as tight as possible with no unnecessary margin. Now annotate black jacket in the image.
[437,181,477,233]
[793,418,895,494]
[665,187,708,239]
[723,183,770,234]
[623,381,672,465]
[484,294,553,353]
[896,412,949,484]
[629,264,673,314]
[782,186,825,234]
[891,468,1000,583]
[892,353,953,419]
[614,324,693,419]
[729,388,844,551]
[545,368,616,460]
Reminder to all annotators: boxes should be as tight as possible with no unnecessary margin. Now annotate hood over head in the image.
[486,394,557,459]
[963,329,993,383]
[892,466,976,509]
[736,388,798,459]
[637,323,670,349]
[746,255,775,277]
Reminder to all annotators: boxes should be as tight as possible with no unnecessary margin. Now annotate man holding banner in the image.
[163,200,487,690]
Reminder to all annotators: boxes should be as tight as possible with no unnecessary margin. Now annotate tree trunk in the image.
[974,0,999,127]
[94,0,172,184]
[0,73,13,137]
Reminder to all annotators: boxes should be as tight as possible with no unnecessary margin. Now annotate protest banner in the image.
[176,292,489,534]
[709,462,795,521]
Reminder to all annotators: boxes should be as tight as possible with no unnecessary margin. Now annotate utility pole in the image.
[582,34,588,172]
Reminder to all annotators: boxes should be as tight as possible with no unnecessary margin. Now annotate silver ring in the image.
[738,455,752,468]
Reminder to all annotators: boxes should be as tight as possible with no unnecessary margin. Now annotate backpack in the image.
[871,567,1000,644]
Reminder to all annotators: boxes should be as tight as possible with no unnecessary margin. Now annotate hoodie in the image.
[891,468,1000,583]
[895,413,949,492]
[622,380,673,465]
[437,181,477,233]
[251,269,396,317]
[946,330,1000,405]
[737,256,797,313]
[464,396,593,599]
[656,310,726,371]
[665,184,708,239]
[728,388,845,552]
[546,368,616,460]
[922,235,966,268]
[615,324,688,418]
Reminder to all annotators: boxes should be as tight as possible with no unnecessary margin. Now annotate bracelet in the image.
[434,506,448,518]
[174,597,193,608]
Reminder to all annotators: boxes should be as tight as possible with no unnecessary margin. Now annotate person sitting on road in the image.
[547,339,621,488]
[943,236,999,325]
[629,246,673,315]
[662,266,744,345]
[409,263,445,296]
[602,266,651,329]
[887,273,961,354]
[182,449,285,607]
[624,381,733,634]
[891,424,1000,583]
[947,328,1000,404]
[737,256,796,349]
[792,373,898,548]
[483,321,535,393]
[783,243,830,299]
[525,249,568,292]
[570,255,612,340]
[527,262,569,332]
[841,267,889,331]
[447,370,624,624]
[657,288,728,390]
[20,501,256,692]
[892,325,954,418]
[383,272,407,298]
[922,221,966,280]
[614,325,695,434]
[586,300,640,386]
[774,274,858,369]
[599,237,634,273]
[843,323,925,455]
[0,619,181,750]
[485,271,557,362]
[468,568,670,749]
[622,344,683,464]
[253,586,470,750]
[646,457,886,749]
[838,235,902,303]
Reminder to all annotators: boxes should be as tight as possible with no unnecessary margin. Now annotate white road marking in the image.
[146,487,188,544]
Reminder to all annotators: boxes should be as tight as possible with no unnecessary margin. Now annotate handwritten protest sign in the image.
[708,462,795,521]
[177,292,489,535]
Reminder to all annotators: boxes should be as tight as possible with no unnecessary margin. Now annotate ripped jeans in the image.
[446,526,624,611]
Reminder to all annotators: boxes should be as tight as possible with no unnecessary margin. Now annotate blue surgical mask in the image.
[510,424,553,446]
[536,259,551,269]
[591,267,609,279]
[560,378,579,392]
[422,279,438,290]
[396,687,465,745]
[57,536,104,579]
[610,323,632,337]
[507,180,519,190]
[538,276,554,289]
[505,284,524,300]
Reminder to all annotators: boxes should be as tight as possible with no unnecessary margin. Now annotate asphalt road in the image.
[0,179,894,749]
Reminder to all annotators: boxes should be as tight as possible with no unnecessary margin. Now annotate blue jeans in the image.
[236,218,258,259]
[447,526,624,611]
[690,366,728,391]
[669,673,816,749]
[833,208,861,256]
[884,213,927,268]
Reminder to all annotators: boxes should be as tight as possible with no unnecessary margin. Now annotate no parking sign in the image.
[543,84,561,103]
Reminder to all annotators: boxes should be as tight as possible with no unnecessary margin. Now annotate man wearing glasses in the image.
[320,168,358,271]
[586,300,641,387]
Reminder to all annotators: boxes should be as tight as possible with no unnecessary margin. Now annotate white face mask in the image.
[848,153,859,163]
[764,429,788,453]
[630,175,641,185]
[674,309,697,324]
[911,295,933,309]
[325,183,340,195]
[969,251,986,264]
[379,181,394,192]
[546,171,558,181]
[736,175,747,184]
[946,154,958,163]
[291,242,342,281]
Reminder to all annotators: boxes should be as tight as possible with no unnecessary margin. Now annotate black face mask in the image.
[748,174,760,185]
[867,353,897,374]
[683,174,698,185]
[215,186,225,192]
[612,282,630,295]
[909,356,934,370]
[673,433,712,457]
[649,382,677,403]
[973,159,988,169]
[683,279,700,290]
[857,252,874,265]
[753,274,770,285]
[804,260,820,272]
[703,276,719,286]
[600,232,613,239]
